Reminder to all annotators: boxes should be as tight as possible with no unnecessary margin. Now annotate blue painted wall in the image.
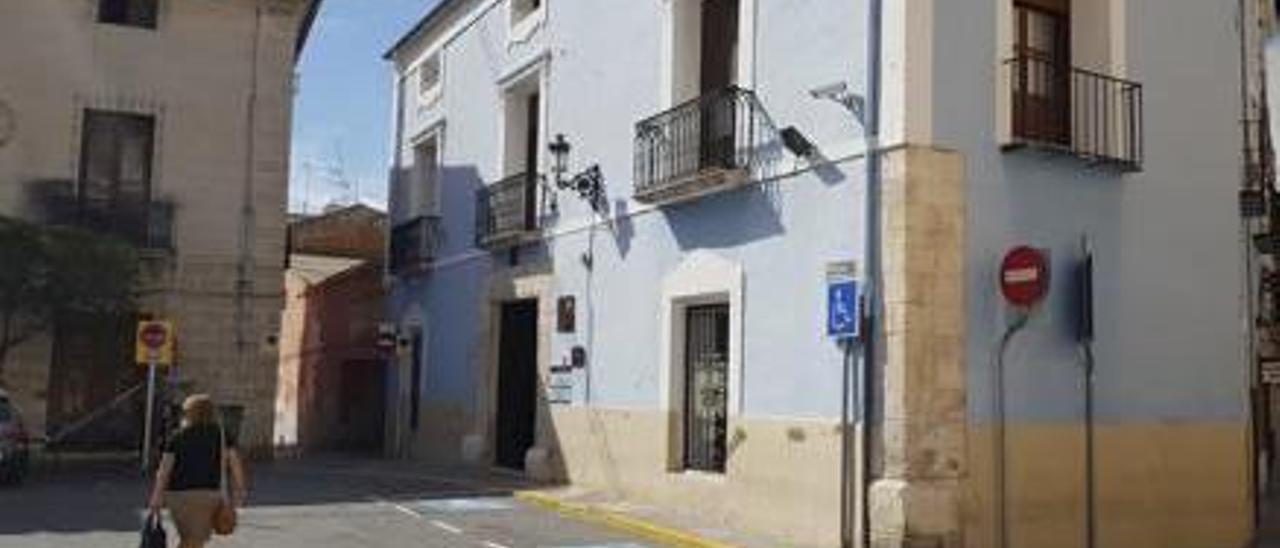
[388,0,869,423]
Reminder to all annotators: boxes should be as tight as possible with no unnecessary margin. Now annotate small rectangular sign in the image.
[827,279,860,339]
[135,320,175,366]
[548,366,575,404]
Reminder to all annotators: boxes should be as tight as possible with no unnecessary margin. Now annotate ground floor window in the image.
[683,303,729,473]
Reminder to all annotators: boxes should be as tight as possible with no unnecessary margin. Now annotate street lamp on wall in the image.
[548,133,606,214]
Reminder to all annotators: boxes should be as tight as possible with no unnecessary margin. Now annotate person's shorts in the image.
[167,489,222,542]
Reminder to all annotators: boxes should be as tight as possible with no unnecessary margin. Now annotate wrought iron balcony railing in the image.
[389,214,442,275]
[38,192,175,251]
[1005,54,1144,170]
[634,86,775,204]
[475,173,540,249]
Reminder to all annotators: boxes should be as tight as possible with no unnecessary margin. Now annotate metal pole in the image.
[1081,236,1097,548]
[860,0,883,546]
[1084,342,1097,548]
[141,361,157,471]
[840,339,853,548]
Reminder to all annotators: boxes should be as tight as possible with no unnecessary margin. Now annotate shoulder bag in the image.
[212,424,237,535]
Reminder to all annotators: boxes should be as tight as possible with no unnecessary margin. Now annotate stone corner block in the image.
[869,478,965,548]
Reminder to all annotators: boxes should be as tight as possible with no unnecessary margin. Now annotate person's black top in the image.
[163,423,235,491]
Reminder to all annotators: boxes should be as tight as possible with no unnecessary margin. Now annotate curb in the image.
[513,490,736,548]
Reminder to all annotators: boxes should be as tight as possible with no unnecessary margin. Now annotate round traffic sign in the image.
[140,323,169,350]
[1000,246,1049,308]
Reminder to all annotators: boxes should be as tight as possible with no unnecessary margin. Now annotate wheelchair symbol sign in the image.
[827,279,860,339]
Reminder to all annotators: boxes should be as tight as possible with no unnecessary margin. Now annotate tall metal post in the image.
[859,0,884,546]
[141,361,158,471]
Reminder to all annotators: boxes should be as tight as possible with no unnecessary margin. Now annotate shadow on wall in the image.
[662,183,786,250]
[607,199,636,259]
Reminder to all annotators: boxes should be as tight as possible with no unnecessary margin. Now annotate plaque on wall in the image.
[557,295,576,333]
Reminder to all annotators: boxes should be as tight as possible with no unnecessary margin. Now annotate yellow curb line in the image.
[514,490,737,548]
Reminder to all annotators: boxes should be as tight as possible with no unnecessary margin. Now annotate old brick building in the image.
[275,204,389,454]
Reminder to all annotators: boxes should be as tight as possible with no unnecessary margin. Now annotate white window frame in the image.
[658,251,744,473]
[416,52,443,109]
[496,59,548,179]
[659,0,758,109]
[409,124,444,218]
[508,0,546,45]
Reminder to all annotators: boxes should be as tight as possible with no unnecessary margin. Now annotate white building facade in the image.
[385,1,1269,546]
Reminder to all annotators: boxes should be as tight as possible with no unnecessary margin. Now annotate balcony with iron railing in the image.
[634,86,775,205]
[1004,54,1144,171]
[389,214,442,275]
[34,189,175,252]
[475,172,541,249]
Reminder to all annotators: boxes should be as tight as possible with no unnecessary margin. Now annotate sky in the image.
[289,0,440,214]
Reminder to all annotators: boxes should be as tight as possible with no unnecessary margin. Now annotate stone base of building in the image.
[545,406,848,547]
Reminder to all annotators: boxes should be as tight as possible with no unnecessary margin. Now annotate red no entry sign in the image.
[140,323,168,349]
[135,320,175,365]
[1000,246,1049,308]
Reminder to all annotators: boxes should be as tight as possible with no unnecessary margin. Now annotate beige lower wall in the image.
[966,421,1251,548]
[546,406,849,547]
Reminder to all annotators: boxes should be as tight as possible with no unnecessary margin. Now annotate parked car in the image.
[0,389,30,484]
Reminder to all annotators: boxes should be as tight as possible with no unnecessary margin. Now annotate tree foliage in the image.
[0,216,138,381]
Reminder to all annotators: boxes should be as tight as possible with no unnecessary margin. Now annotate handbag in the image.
[212,424,237,535]
[139,512,166,548]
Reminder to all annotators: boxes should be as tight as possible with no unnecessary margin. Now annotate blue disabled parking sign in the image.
[827,278,860,339]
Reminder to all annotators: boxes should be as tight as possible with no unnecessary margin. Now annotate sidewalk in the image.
[513,486,808,548]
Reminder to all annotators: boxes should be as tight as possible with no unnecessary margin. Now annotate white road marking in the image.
[413,497,515,513]
[383,500,423,520]
[539,544,650,548]
[430,519,464,535]
[483,542,512,548]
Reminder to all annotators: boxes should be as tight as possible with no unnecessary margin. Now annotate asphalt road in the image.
[0,457,655,548]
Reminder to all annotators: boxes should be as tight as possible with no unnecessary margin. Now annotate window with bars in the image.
[683,303,729,473]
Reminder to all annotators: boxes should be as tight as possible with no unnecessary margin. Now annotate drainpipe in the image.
[858,0,883,546]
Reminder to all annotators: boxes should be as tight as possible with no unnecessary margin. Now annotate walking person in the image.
[147,394,247,548]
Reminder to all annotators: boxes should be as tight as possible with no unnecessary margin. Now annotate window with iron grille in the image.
[97,0,158,29]
[683,303,729,473]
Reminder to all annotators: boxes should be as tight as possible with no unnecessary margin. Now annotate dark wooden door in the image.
[338,360,387,453]
[46,312,142,449]
[699,0,740,171]
[523,93,540,230]
[1013,1,1070,145]
[496,300,538,470]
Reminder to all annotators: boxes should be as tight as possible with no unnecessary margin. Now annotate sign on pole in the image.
[1000,246,1049,309]
[827,279,861,340]
[135,320,175,366]
[135,319,174,471]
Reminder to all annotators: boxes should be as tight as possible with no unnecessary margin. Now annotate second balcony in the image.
[476,172,541,249]
[634,86,772,205]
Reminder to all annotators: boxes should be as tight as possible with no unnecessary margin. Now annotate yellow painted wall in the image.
[966,422,1251,548]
